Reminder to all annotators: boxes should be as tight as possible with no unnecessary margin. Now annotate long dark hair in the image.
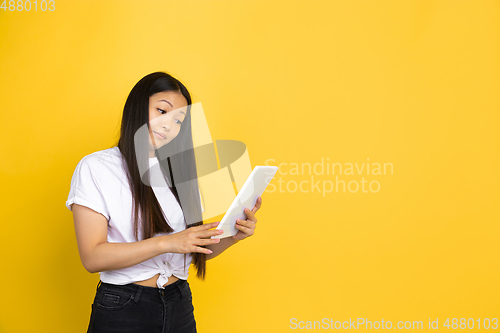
[115,71,206,279]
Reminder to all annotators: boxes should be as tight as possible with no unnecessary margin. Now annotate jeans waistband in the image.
[96,278,188,303]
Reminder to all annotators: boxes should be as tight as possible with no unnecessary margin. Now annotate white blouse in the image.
[65,146,203,288]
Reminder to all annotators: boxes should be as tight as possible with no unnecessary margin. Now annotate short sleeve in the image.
[66,156,111,220]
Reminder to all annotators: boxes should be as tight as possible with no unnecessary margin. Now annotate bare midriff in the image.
[133,273,179,288]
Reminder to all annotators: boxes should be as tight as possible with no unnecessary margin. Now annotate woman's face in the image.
[148,91,188,155]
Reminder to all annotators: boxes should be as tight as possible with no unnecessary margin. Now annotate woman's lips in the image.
[154,131,166,140]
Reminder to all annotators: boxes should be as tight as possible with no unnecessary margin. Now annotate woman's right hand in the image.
[161,221,223,254]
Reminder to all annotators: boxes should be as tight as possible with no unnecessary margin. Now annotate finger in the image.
[243,208,257,223]
[236,219,256,229]
[235,223,254,236]
[252,197,262,213]
[196,228,224,239]
[195,221,220,231]
[197,238,221,246]
[193,246,213,254]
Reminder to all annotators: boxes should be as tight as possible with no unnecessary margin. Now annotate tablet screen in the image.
[211,165,278,239]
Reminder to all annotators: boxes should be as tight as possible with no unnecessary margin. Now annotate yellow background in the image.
[1,0,499,332]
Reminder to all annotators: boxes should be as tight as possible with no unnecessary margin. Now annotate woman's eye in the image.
[175,119,183,125]
[158,108,166,114]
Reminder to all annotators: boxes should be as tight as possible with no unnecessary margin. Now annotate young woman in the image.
[66,72,262,333]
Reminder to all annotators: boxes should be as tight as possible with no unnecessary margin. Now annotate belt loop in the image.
[176,281,184,300]
[133,285,143,303]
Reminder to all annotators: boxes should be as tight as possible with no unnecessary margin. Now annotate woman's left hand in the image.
[233,197,262,242]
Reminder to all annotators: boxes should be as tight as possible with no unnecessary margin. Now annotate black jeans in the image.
[87,279,197,333]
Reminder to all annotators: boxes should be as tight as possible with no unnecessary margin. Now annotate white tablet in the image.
[211,165,278,239]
